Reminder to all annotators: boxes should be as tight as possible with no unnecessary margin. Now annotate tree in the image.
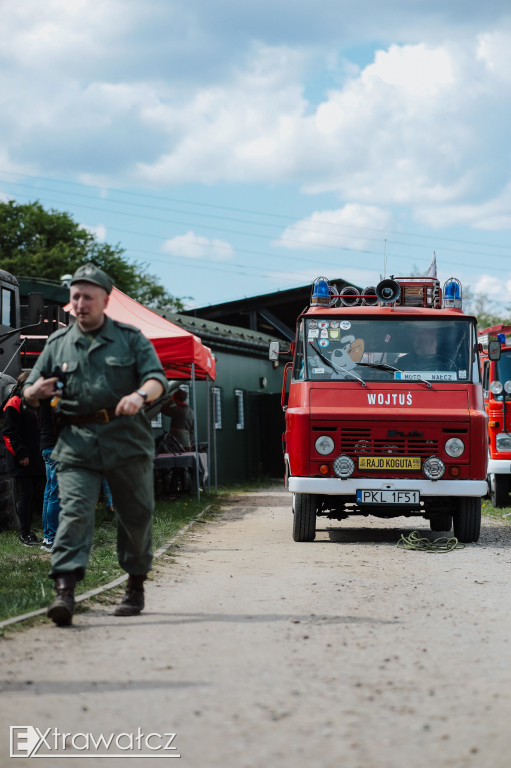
[0,200,186,310]
[462,286,511,330]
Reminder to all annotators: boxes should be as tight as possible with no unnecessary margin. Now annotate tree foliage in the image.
[0,200,185,310]
[462,286,511,330]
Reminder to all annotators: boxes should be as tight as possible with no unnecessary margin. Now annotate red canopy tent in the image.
[66,287,216,380]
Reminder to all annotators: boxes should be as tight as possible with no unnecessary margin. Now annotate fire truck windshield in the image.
[296,317,478,383]
[494,350,511,398]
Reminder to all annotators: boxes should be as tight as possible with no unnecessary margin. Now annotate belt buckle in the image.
[96,409,110,425]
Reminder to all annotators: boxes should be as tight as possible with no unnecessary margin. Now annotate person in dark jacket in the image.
[2,371,45,546]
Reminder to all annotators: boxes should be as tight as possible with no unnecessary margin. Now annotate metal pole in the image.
[191,363,200,500]
[212,384,218,491]
[206,374,211,493]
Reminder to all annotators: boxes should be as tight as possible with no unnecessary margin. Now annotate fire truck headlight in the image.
[445,438,465,457]
[490,380,503,395]
[315,436,335,455]
[333,455,355,478]
[423,456,445,480]
[496,433,511,452]
[505,381,511,394]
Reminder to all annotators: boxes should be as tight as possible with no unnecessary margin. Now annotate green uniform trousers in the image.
[50,455,154,581]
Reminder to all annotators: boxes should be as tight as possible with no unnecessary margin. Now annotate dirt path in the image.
[1,488,511,768]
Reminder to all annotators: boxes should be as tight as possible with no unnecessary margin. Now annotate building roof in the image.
[159,311,289,358]
[182,277,355,341]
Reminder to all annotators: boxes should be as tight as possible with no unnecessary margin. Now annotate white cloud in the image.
[362,44,455,95]
[2,3,511,236]
[276,204,393,250]
[415,182,511,230]
[162,231,235,261]
[470,273,511,305]
[80,223,107,241]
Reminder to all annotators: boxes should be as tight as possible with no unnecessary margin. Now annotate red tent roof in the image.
[66,287,216,380]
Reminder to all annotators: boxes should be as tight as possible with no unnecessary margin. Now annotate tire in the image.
[429,514,453,532]
[453,497,481,543]
[292,493,317,542]
[489,474,509,508]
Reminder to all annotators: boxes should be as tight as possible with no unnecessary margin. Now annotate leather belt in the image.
[60,408,118,426]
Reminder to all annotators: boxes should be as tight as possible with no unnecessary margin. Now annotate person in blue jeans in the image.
[39,399,61,551]
[102,478,115,514]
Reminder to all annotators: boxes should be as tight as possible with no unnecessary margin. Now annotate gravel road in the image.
[1,487,511,768]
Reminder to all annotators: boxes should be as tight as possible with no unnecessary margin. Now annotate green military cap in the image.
[70,263,113,294]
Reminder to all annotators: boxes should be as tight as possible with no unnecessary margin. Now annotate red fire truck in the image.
[478,324,511,507]
[270,275,493,543]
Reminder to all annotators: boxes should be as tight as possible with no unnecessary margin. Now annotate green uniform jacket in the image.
[24,317,168,472]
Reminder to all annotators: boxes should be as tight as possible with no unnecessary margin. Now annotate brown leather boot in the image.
[114,574,146,616]
[47,573,77,626]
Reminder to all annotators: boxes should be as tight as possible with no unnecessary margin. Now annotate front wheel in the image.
[453,497,481,543]
[429,514,453,532]
[292,493,317,542]
[489,474,509,508]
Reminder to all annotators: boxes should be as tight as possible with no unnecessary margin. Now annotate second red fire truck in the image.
[478,324,511,508]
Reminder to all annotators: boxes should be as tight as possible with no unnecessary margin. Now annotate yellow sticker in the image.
[358,456,421,470]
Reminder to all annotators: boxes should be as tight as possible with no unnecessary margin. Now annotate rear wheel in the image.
[292,493,317,542]
[489,474,509,508]
[453,497,481,543]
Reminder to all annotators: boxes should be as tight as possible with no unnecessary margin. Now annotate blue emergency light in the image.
[442,278,462,309]
[497,333,506,344]
[311,277,331,306]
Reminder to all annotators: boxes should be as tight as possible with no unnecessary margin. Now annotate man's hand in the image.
[115,379,164,417]
[23,376,59,407]
[115,391,146,417]
[18,457,29,467]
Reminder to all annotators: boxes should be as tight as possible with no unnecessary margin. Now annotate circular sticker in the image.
[330,320,339,328]
[340,320,351,330]
[318,321,329,329]
[309,320,317,329]
[319,338,329,348]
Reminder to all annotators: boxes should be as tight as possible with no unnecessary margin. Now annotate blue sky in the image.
[2,1,511,311]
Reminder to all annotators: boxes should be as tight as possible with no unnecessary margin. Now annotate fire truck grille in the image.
[341,429,438,457]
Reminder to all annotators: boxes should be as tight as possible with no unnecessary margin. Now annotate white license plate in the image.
[356,490,420,504]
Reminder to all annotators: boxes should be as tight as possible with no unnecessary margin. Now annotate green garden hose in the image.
[396,530,464,552]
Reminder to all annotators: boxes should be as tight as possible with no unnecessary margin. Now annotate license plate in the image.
[358,456,421,471]
[356,490,420,504]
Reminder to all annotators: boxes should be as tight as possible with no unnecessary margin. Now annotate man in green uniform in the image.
[23,263,167,626]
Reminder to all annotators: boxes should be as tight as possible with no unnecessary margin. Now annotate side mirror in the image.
[488,340,501,361]
[269,341,280,361]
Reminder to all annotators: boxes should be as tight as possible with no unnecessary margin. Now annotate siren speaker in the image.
[375,278,401,304]
[339,285,361,306]
[362,286,378,306]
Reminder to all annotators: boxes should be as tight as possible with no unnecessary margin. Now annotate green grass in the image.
[0,493,219,624]
[482,497,511,522]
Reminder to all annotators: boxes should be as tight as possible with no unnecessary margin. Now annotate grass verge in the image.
[0,493,219,624]
[482,497,511,521]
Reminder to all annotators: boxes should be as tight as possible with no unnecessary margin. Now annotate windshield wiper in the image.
[357,362,401,373]
[308,341,366,387]
[357,360,431,388]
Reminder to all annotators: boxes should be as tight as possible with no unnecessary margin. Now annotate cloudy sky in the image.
[2,0,511,310]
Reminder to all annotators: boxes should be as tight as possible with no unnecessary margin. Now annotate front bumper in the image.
[488,457,511,475]
[288,476,488,497]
